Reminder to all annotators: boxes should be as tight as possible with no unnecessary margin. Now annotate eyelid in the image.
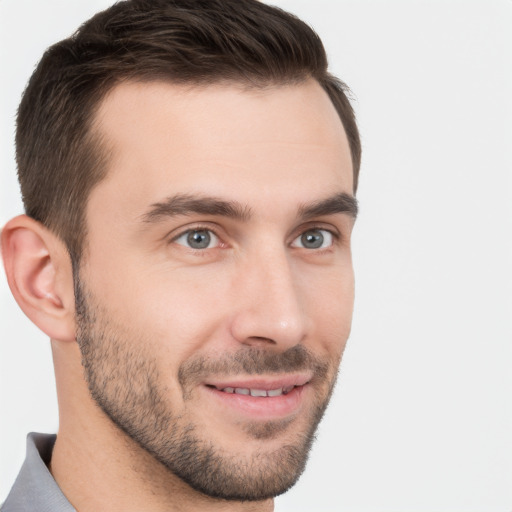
[165,221,341,250]
[290,227,338,249]
[174,229,220,249]
[290,222,341,243]
[167,223,227,249]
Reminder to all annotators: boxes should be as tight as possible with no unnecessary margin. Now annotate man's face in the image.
[76,80,356,500]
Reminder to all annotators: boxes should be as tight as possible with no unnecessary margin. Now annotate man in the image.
[1,0,361,510]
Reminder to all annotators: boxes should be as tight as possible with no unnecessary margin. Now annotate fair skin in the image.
[2,79,355,512]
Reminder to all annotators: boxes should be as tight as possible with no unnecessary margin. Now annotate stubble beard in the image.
[74,277,341,501]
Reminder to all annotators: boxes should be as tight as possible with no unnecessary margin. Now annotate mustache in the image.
[178,345,330,388]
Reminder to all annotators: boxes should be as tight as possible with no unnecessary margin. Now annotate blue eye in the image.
[292,229,333,249]
[174,229,220,249]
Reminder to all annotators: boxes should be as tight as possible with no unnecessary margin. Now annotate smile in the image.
[210,385,297,397]
[202,375,312,420]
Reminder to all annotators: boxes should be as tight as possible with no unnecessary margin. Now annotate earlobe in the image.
[1,215,76,342]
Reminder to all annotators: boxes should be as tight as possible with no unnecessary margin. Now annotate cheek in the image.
[302,263,354,354]
[88,258,232,362]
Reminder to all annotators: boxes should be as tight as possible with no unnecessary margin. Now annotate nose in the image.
[230,248,309,350]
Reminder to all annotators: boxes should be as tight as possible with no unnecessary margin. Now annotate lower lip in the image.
[204,385,307,420]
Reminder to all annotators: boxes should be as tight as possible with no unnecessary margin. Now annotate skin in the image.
[1,79,355,512]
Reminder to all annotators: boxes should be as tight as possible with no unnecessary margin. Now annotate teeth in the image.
[219,386,291,397]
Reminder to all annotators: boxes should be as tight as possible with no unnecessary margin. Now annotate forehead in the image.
[89,80,353,217]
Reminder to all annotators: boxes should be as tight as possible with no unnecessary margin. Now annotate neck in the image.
[50,340,273,512]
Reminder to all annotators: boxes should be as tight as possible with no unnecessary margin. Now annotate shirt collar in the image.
[2,433,76,512]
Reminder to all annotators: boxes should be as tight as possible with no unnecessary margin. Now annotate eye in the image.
[292,228,334,250]
[174,229,220,249]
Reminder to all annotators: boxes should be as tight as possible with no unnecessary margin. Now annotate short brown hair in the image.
[16,0,361,263]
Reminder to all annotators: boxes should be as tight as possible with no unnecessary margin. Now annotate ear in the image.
[1,215,76,342]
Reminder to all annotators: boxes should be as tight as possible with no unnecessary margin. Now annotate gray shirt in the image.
[1,433,75,512]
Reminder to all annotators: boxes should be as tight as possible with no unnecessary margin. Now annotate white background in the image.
[1,1,511,511]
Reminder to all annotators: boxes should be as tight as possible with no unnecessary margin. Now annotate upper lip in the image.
[204,373,312,391]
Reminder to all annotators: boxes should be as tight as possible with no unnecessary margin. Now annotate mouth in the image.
[206,384,298,397]
[202,375,312,419]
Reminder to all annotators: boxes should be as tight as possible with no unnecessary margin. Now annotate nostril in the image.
[243,336,276,347]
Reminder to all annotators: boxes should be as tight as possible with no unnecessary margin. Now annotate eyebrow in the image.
[142,194,252,223]
[141,192,358,224]
[298,192,358,220]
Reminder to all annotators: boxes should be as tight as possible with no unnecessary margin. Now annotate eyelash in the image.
[170,224,224,251]
[169,224,341,251]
